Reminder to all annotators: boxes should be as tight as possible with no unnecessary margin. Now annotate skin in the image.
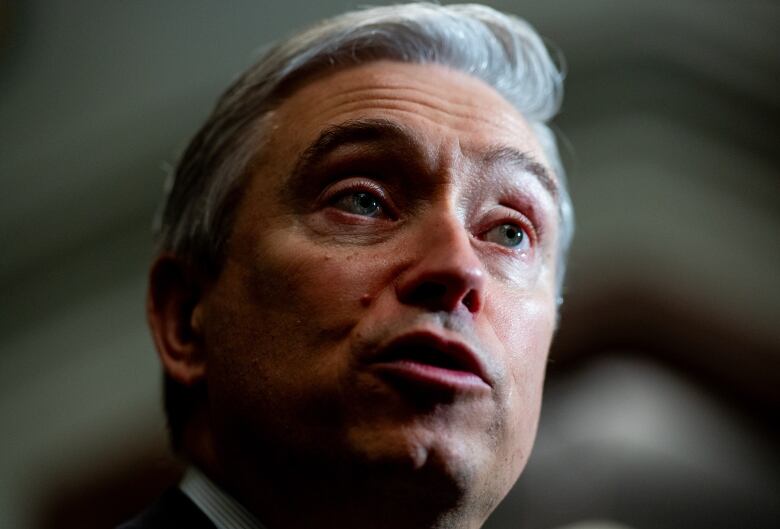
[149,61,560,529]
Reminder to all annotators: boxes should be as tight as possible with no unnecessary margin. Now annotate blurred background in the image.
[0,1,778,528]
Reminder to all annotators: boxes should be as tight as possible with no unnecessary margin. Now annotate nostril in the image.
[462,290,479,312]
[402,279,480,313]
[408,282,447,306]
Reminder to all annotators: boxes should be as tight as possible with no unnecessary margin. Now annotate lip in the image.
[367,331,492,393]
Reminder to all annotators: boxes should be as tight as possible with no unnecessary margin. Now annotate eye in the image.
[333,191,383,217]
[483,223,528,248]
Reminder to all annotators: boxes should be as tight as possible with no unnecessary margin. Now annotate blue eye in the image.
[484,223,526,248]
[334,191,382,217]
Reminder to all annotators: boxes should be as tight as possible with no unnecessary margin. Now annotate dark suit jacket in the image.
[116,488,216,529]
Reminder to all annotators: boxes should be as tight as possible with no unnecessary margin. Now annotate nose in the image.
[396,216,485,314]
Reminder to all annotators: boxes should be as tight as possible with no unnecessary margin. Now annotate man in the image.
[123,3,574,528]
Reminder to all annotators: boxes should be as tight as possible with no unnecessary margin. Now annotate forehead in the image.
[266,60,552,182]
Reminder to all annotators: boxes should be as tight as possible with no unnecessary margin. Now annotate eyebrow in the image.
[289,117,558,201]
[290,118,416,179]
[481,146,559,200]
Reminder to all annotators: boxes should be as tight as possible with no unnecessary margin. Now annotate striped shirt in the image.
[179,466,267,529]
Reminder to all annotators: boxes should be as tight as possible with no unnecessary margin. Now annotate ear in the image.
[147,255,208,386]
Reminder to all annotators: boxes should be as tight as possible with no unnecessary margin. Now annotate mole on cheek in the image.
[360,294,373,307]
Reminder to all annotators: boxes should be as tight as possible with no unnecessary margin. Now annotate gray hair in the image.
[156,2,574,295]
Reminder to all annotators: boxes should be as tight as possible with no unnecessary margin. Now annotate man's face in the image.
[198,61,559,512]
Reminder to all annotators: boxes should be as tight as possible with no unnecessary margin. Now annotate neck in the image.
[228,462,485,529]
[193,443,488,528]
[183,421,493,528]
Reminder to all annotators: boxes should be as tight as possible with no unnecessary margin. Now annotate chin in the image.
[374,441,511,529]
[344,421,505,508]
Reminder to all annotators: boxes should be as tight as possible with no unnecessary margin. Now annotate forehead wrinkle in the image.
[309,85,522,135]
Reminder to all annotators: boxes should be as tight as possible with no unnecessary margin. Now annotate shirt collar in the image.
[179,466,267,529]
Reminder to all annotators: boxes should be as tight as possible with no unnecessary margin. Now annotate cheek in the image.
[489,291,555,443]
[204,237,389,439]
[241,231,396,336]
[492,291,554,370]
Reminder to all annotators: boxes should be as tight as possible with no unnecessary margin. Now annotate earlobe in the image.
[147,255,208,386]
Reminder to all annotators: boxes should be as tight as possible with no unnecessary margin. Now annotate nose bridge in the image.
[396,207,485,314]
[422,209,478,269]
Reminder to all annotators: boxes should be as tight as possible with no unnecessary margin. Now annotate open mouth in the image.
[379,344,471,371]
[370,332,490,392]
